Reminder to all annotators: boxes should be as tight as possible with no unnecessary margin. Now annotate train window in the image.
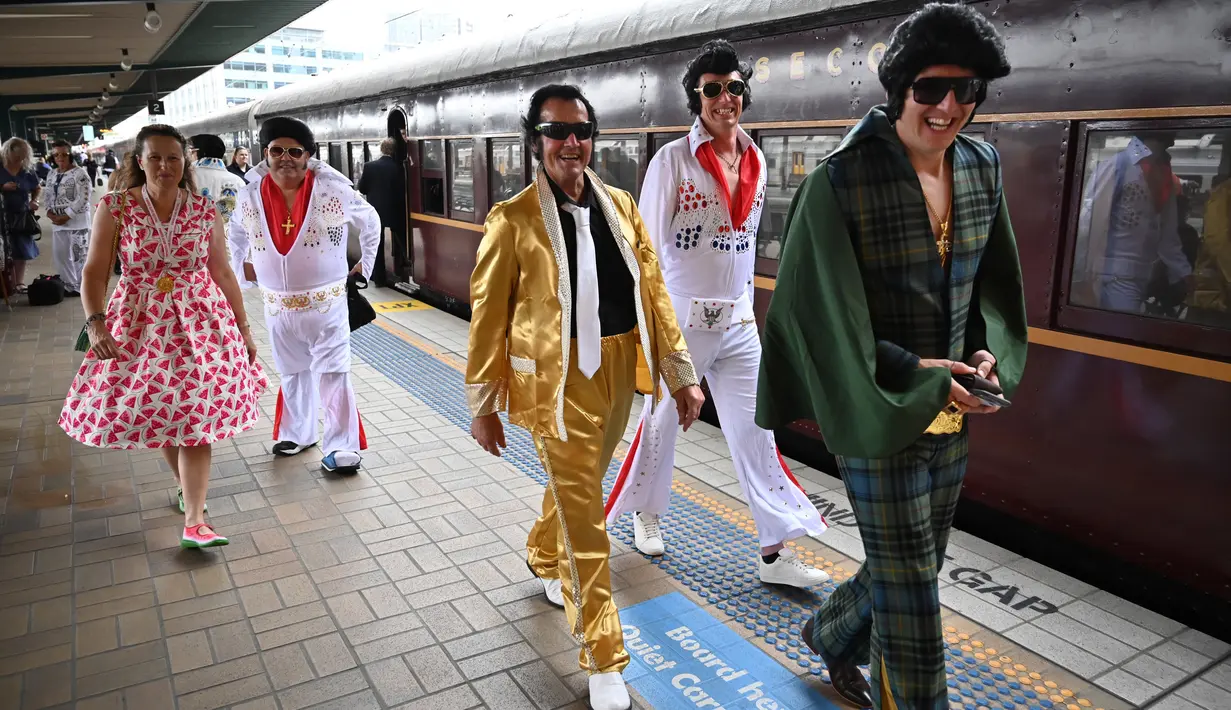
[592,136,640,193]
[448,140,475,218]
[349,142,366,184]
[490,138,524,205]
[757,132,844,262]
[420,140,445,217]
[1070,127,1231,330]
[651,132,688,157]
[327,144,346,174]
[422,140,445,171]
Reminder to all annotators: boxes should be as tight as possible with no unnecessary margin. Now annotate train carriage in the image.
[100,0,1231,639]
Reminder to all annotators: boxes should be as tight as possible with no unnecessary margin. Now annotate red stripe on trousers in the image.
[604,419,644,518]
[273,388,284,440]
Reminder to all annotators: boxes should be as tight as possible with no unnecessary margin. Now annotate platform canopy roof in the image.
[0,0,330,145]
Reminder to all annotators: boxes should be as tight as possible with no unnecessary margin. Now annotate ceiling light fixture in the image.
[107,73,118,91]
[0,13,93,20]
[120,48,132,72]
[144,3,162,34]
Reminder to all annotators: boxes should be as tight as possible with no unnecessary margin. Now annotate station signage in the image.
[621,593,840,710]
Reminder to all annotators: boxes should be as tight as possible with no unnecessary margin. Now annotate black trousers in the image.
[373,227,408,287]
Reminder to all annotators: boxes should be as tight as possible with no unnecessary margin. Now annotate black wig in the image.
[521,84,599,158]
[681,39,753,116]
[878,2,1011,121]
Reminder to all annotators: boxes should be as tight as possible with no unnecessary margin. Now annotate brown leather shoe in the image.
[802,617,873,709]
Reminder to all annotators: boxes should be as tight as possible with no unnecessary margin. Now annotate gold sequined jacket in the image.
[466,167,698,441]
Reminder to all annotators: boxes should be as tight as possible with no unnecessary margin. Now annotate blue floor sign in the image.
[621,593,841,710]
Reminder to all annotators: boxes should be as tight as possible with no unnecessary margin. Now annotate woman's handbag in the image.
[75,192,128,352]
[4,209,39,239]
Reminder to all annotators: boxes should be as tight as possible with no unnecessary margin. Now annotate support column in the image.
[0,102,15,143]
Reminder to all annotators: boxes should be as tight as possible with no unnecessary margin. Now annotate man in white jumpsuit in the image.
[605,41,828,588]
[228,116,380,473]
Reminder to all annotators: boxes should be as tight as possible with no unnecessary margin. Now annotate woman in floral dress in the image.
[60,124,267,548]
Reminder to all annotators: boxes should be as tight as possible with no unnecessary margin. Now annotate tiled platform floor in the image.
[1,218,1229,710]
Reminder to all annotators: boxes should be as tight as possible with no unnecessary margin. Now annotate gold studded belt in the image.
[261,280,347,315]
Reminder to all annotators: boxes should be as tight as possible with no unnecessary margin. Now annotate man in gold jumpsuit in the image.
[466,84,705,710]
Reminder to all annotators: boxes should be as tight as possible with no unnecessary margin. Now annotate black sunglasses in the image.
[695,79,747,100]
[910,77,987,106]
[267,145,308,159]
[535,122,595,141]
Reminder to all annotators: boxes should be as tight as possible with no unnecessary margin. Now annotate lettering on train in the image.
[790,51,806,80]
[827,48,844,76]
[754,57,770,84]
[754,41,890,85]
[867,42,887,72]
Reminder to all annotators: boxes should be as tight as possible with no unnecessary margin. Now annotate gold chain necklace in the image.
[921,188,952,265]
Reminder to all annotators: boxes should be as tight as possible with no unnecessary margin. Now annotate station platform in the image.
[1,223,1229,710]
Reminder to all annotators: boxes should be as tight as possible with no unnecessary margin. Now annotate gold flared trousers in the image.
[526,331,637,674]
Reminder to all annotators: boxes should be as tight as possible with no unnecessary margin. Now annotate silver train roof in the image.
[255,0,878,118]
[101,0,883,148]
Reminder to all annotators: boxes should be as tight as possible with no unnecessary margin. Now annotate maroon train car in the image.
[233,0,1231,639]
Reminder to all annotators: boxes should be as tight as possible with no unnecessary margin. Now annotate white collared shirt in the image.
[638,117,766,304]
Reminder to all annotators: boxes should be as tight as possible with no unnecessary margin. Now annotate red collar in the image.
[261,170,315,256]
[695,140,760,229]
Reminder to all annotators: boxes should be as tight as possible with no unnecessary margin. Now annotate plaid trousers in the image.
[808,430,969,710]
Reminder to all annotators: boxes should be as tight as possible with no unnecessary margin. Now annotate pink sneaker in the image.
[181,523,228,549]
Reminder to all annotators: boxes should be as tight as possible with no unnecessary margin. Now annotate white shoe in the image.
[758,547,830,588]
[633,512,665,556]
[588,671,630,710]
[541,576,564,608]
[321,451,361,473]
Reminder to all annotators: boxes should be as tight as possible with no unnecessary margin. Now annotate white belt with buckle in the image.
[678,293,755,333]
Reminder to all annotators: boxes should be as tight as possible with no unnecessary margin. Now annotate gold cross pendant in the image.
[282,216,295,236]
[937,221,951,263]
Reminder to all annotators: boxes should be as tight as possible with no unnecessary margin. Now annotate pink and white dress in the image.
[59,189,267,448]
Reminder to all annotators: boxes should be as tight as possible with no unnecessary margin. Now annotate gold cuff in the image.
[658,350,698,394]
[465,380,507,418]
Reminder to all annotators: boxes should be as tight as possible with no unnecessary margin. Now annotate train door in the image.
[387,106,413,286]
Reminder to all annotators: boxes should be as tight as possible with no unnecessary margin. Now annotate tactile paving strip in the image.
[352,325,1116,710]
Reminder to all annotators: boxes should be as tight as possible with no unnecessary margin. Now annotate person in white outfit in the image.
[605,41,829,589]
[227,117,381,473]
[191,134,246,224]
[45,140,93,296]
